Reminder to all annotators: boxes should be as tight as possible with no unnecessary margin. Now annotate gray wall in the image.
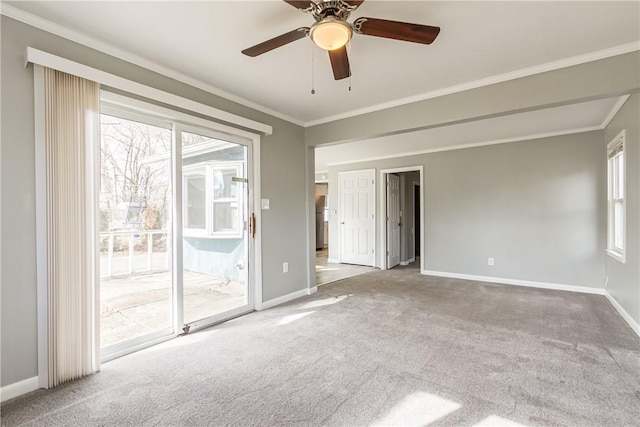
[327,131,606,288]
[0,16,307,387]
[306,52,640,146]
[604,94,640,325]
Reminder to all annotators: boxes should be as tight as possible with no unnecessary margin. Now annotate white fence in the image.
[100,230,169,278]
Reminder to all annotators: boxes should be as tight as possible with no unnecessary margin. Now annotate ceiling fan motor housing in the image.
[310,0,358,21]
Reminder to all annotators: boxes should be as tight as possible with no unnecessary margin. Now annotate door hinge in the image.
[386,251,390,255]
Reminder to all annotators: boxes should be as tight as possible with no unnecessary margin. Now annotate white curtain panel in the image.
[44,68,100,387]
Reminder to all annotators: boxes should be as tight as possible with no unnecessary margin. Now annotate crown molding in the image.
[601,95,631,129]
[325,126,602,167]
[305,42,640,127]
[0,3,305,127]
[3,3,638,129]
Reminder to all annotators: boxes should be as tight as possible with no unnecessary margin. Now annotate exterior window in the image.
[184,171,207,230]
[212,167,239,233]
[607,130,625,262]
[184,162,244,238]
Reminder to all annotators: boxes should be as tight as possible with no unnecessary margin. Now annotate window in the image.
[183,162,244,238]
[184,170,207,230]
[607,130,625,262]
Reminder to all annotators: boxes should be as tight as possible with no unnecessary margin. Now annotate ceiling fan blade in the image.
[354,17,440,45]
[242,27,310,57]
[282,1,313,11]
[328,46,350,80]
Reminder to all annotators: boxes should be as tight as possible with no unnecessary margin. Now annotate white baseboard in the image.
[400,257,416,266]
[422,270,606,295]
[0,376,39,403]
[260,286,318,310]
[327,258,339,264]
[604,291,640,337]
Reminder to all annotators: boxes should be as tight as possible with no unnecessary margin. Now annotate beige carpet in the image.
[2,263,639,426]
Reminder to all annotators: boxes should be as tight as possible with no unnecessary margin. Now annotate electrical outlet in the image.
[488,257,494,266]
[283,262,288,273]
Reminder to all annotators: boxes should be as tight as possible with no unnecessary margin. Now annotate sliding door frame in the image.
[100,92,263,359]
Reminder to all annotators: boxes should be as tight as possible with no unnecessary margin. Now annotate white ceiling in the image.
[4,1,639,125]
[315,96,626,171]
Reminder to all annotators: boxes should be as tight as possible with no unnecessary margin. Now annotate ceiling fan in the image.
[241,0,440,80]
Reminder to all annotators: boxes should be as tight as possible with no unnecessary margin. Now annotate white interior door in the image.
[387,174,401,268]
[339,170,375,266]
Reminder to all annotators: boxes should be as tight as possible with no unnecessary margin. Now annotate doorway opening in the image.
[315,170,376,285]
[380,167,423,271]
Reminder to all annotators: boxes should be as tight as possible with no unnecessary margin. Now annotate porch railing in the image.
[100,229,169,278]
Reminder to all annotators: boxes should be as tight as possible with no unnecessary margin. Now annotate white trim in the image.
[102,328,175,363]
[327,127,601,167]
[327,258,340,264]
[1,3,302,127]
[306,146,317,292]
[606,249,626,263]
[422,270,605,295]
[24,47,273,136]
[379,166,424,274]
[606,129,626,263]
[604,291,640,337]
[259,287,318,310]
[400,257,416,266]
[185,306,254,334]
[101,91,261,143]
[0,377,40,403]
[601,95,631,128]
[305,42,640,126]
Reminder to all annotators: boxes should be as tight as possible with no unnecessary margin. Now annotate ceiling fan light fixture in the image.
[310,19,352,51]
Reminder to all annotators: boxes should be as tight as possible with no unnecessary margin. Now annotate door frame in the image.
[379,166,424,271]
[337,169,376,266]
[97,92,262,362]
[412,181,421,261]
[175,122,257,333]
[386,173,401,269]
[104,93,262,358]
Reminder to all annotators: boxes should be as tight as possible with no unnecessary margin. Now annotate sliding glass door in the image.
[180,127,250,330]
[99,96,254,359]
[99,112,173,353]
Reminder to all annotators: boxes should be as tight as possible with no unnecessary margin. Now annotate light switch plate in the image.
[261,199,270,210]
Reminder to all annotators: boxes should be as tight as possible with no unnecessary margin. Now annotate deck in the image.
[101,269,245,348]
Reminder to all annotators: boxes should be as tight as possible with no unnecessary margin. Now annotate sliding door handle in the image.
[250,212,256,238]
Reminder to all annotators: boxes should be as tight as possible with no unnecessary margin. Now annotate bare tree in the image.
[100,114,171,233]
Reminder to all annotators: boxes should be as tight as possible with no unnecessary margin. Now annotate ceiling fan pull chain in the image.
[311,42,316,95]
[348,38,352,92]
